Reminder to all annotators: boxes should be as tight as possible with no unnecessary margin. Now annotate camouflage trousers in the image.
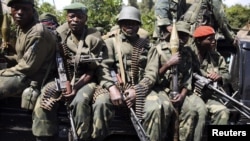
[91,87,174,141]
[206,99,229,125]
[0,75,30,99]
[188,94,208,141]
[32,80,96,140]
[178,95,198,141]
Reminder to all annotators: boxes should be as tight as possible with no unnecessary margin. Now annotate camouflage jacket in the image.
[56,23,104,80]
[193,50,231,86]
[155,0,187,26]
[98,32,150,89]
[0,20,57,85]
[135,41,193,95]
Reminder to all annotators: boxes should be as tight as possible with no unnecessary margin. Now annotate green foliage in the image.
[141,9,155,37]
[36,2,65,25]
[225,4,250,29]
[80,0,123,34]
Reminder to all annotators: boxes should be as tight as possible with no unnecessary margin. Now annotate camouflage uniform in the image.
[92,28,153,140]
[183,0,235,42]
[153,0,187,39]
[147,43,197,141]
[92,6,172,141]
[32,3,104,140]
[193,50,230,125]
[0,0,56,99]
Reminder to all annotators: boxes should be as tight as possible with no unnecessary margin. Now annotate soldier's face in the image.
[178,32,189,46]
[119,20,140,37]
[10,3,34,29]
[200,34,216,51]
[67,10,87,34]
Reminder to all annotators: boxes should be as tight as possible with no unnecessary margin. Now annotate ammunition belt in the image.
[133,78,153,120]
[40,81,62,111]
[130,38,147,120]
[60,42,73,80]
[92,86,109,104]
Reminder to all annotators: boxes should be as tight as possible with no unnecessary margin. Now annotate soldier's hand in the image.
[206,72,222,82]
[168,52,181,66]
[62,88,76,100]
[166,25,173,33]
[171,93,185,106]
[124,89,136,108]
[109,85,123,106]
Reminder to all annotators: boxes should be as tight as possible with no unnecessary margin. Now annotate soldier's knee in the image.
[93,95,110,110]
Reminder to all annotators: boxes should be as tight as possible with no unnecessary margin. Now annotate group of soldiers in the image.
[0,0,236,141]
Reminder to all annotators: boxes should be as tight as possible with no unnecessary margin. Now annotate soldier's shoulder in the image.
[28,23,51,37]
[56,22,69,35]
[138,28,149,39]
[86,27,103,41]
[102,29,120,40]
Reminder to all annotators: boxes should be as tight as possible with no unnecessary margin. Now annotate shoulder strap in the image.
[71,30,86,85]
[113,35,126,84]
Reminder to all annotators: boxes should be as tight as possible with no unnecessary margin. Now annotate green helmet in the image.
[118,6,141,24]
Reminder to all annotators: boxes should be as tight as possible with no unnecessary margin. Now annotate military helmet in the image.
[7,0,34,6]
[118,6,141,24]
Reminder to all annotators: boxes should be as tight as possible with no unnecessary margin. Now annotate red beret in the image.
[193,26,215,38]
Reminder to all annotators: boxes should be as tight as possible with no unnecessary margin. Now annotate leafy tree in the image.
[70,0,123,33]
[225,4,250,29]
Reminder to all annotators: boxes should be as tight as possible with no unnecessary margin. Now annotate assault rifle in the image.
[122,94,150,141]
[193,73,250,119]
[55,51,79,141]
[70,53,103,64]
[55,51,103,141]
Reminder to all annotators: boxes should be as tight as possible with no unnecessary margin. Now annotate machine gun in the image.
[193,73,250,119]
[55,50,103,141]
[122,94,150,141]
[116,71,150,141]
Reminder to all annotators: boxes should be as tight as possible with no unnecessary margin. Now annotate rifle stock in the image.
[193,73,250,119]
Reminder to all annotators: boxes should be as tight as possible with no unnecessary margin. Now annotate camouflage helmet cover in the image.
[7,0,34,6]
[118,6,141,24]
